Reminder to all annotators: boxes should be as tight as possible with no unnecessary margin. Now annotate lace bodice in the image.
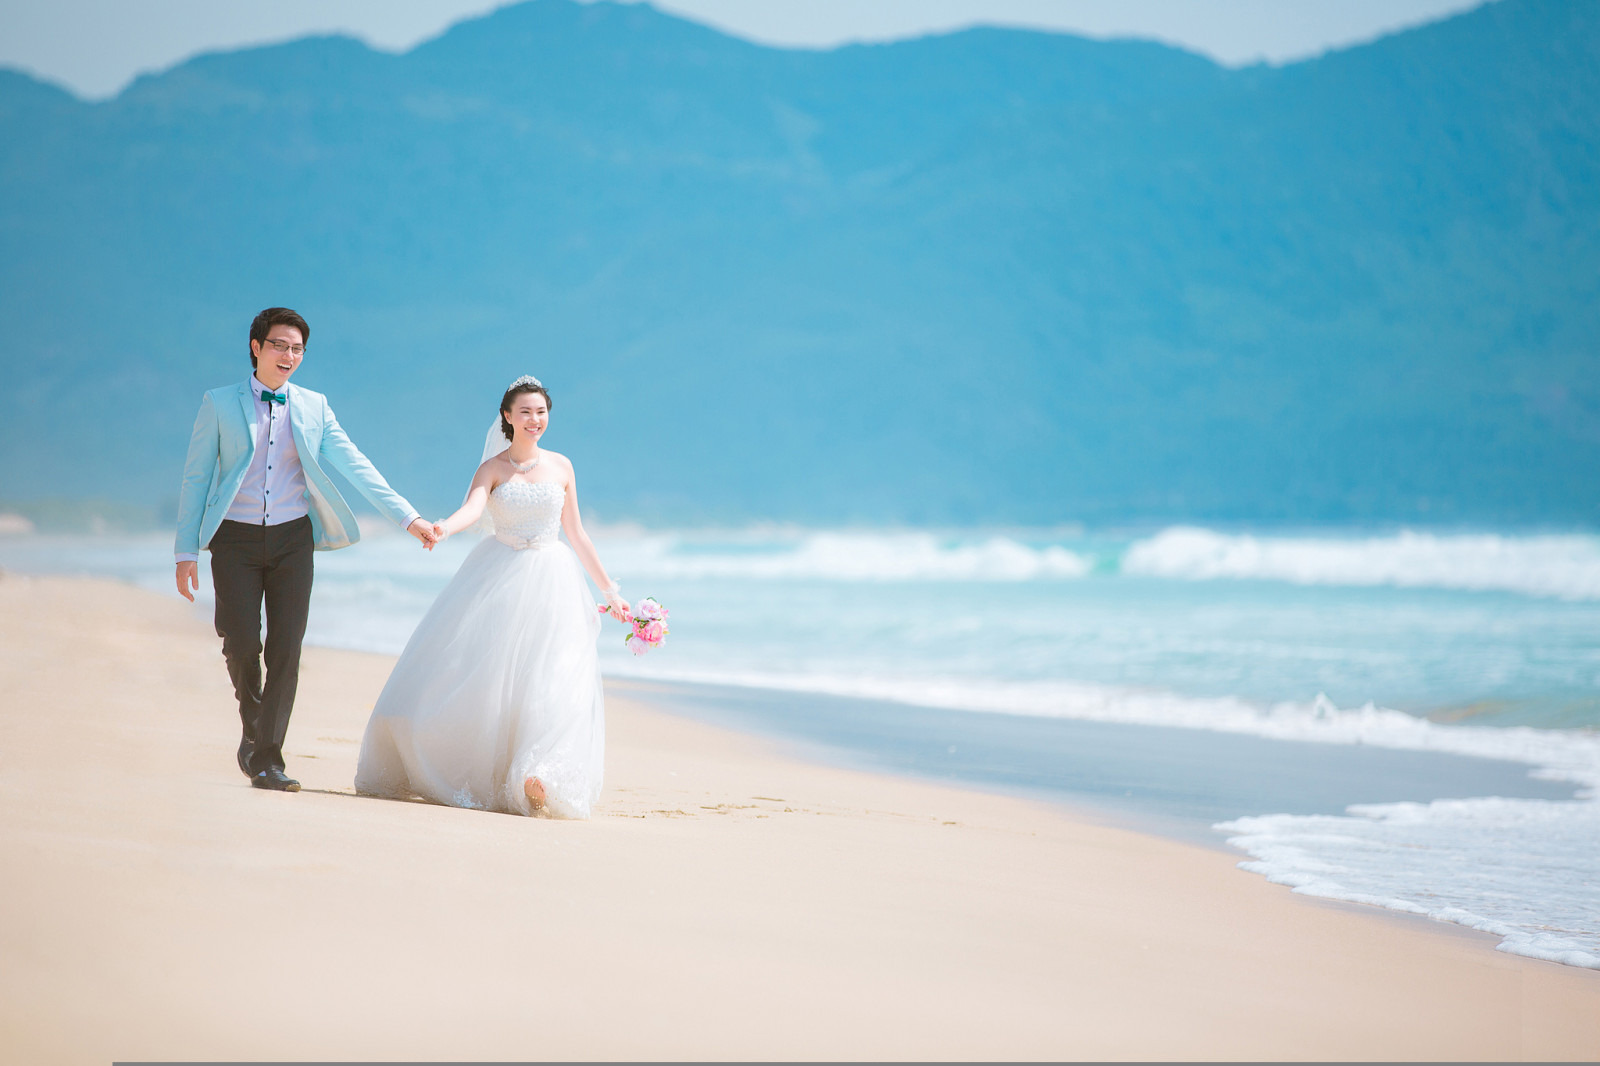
[489,480,565,549]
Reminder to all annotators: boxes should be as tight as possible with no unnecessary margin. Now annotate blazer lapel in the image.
[236,381,258,458]
[286,384,315,460]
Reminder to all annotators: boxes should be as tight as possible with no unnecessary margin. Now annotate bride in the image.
[354,375,629,818]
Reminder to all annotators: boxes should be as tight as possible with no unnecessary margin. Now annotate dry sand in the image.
[1,573,1596,1062]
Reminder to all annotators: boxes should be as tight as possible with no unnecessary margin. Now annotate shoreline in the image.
[1,573,1597,1061]
[603,676,1582,847]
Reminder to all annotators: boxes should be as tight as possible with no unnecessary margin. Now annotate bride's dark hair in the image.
[500,380,553,441]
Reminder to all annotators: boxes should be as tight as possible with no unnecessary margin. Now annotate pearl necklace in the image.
[507,451,541,473]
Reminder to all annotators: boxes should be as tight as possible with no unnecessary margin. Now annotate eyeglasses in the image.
[263,338,306,356]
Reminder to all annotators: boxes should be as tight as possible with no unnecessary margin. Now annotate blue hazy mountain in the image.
[1,0,1596,527]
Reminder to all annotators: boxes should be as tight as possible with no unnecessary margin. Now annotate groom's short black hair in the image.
[249,307,310,369]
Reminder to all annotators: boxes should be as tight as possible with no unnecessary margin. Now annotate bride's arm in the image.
[433,460,497,540]
[559,461,629,615]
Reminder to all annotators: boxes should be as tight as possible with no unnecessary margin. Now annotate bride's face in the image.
[505,393,549,443]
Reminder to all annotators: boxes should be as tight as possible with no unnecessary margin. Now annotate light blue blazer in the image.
[174,379,418,556]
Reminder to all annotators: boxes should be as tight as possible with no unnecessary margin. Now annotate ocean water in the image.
[4,524,1597,968]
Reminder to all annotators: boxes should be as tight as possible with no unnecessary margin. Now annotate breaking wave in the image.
[1123,527,1600,600]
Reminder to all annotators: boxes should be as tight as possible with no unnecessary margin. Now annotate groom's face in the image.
[251,324,305,390]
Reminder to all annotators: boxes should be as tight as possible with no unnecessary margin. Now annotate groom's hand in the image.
[407,518,438,550]
[175,561,198,603]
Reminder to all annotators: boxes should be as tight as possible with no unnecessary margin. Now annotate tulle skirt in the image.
[354,536,604,818]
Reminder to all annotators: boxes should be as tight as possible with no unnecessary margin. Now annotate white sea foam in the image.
[609,664,1600,790]
[600,531,1091,582]
[1218,798,1600,969]
[1123,527,1600,600]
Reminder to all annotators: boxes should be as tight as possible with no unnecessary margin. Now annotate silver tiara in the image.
[508,374,542,389]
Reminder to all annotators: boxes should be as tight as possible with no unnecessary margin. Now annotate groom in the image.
[174,307,437,792]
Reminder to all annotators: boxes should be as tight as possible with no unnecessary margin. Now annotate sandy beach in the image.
[1,573,1596,1062]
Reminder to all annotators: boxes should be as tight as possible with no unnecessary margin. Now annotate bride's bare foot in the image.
[523,776,546,811]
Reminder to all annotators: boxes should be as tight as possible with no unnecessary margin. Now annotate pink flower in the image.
[608,597,670,654]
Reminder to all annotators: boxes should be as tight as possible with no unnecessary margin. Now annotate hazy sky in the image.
[2,0,1488,100]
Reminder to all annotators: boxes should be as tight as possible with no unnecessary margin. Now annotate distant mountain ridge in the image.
[1,0,1596,527]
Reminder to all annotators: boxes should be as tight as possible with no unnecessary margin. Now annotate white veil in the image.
[480,418,510,467]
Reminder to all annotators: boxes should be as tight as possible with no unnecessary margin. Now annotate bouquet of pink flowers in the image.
[599,596,670,655]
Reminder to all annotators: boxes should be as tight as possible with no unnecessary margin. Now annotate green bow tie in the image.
[260,389,286,405]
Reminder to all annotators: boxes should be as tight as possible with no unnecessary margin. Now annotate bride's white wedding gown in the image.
[355,479,604,818]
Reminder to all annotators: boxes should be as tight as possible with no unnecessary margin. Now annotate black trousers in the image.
[209,516,314,775]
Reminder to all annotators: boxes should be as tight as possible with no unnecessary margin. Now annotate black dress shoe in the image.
[237,738,255,777]
[251,769,301,792]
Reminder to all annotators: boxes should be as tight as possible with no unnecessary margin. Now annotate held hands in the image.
[175,560,199,603]
[408,517,441,551]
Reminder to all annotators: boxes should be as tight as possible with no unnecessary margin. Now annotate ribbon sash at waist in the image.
[495,531,561,550]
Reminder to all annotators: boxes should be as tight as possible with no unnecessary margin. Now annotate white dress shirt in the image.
[227,375,311,528]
